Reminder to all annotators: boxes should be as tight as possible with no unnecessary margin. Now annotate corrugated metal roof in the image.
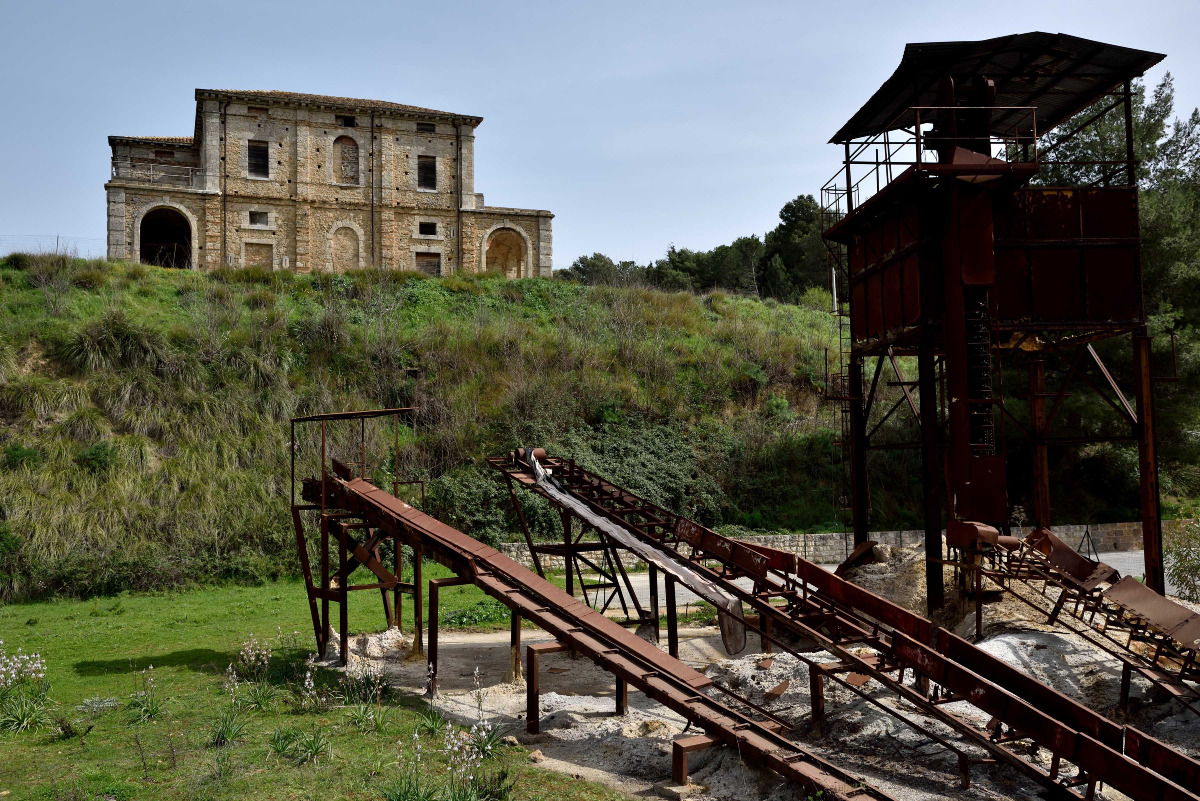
[831,32,1164,143]
[195,89,481,123]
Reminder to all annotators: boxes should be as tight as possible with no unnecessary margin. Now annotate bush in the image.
[63,308,167,372]
[1166,520,1200,602]
[2,443,42,470]
[71,267,109,290]
[75,442,117,473]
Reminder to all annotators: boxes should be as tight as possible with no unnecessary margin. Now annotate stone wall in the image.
[106,93,553,274]
[494,520,1193,572]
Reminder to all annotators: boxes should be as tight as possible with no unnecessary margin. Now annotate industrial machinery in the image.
[820,32,1169,608]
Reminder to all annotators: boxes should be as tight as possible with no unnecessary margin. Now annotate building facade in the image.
[105,89,552,276]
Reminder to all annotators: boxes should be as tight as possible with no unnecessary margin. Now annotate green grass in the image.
[0,579,628,801]
[0,253,849,601]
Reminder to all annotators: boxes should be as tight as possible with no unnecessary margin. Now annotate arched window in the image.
[333,136,359,185]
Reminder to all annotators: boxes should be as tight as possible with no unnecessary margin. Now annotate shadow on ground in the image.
[73,648,233,676]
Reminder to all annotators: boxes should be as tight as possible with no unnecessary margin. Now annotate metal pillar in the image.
[562,511,575,597]
[648,564,660,642]
[509,609,523,683]
[413,545,425,654]
[427,576,470,696]
[1030,359,1051,529]
[919,342,945,612]
[615,675,628,715]
[1133,333,1165,593]
[665,577,679,658]
[849,357,870,546]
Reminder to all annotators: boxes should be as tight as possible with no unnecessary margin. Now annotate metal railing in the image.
[820,106,1040,229]
[110,158,203,188]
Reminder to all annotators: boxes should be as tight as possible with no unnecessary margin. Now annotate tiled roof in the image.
[110,135,195,144]
[196,89,480,121]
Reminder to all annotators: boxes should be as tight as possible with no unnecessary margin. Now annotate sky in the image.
[2,0,1198,266]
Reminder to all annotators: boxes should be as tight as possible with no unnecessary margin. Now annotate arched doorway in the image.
[484,228,527,278]
[139,207,192,268]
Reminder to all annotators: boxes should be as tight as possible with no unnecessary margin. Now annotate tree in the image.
[759,194,828,301]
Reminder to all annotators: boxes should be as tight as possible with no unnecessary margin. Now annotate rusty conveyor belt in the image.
[303,475,893,801]
[993,529,1200,715]
[489,452,1200,800]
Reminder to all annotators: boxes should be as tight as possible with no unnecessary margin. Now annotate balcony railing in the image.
[110,158,203,189]
[821,106,1041,231]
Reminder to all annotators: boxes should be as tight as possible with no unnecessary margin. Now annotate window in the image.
[247,140,269,178]
[334,136,359,184]
[415,252,441,276]
[336,115,356,128]
[249,211,269,227]
[416,122,436,133]
[417,155,436,190]
[248,106,269,116]
[418,221,437,236]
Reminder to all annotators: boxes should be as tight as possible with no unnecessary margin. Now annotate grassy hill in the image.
[0,253,845,600]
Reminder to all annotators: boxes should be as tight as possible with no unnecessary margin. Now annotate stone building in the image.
[105,89,552,276]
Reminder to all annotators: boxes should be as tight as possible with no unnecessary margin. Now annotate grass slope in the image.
[0,579,628,801]
[0,254,844,600]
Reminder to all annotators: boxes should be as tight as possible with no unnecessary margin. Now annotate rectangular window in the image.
[418,221,437,236]
[249,211,269,227]
[416,122,436,133]
[417,155,436,190]
[336,114,356,128]
[415,252,441,276]
[247,140,269,178]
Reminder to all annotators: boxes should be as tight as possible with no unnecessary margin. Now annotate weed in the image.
[76,442,117,473]
[415,704,448,737]
[345,702,391,733]
[267,725,301,760]
[2,443,42,470]
[0,692,50,732]
[128,664,165,722]
[237,681,279,711]
[340,659,387,704]
[207,706,248,748]
[290,727,331,765]
[232,634,272,682]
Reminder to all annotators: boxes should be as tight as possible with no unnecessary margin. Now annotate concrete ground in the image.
[1098,549,1181,595]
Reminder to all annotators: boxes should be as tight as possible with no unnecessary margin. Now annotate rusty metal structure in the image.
[492,449,1200,798]
[820,32,1169,609]
[288,411,1200,796]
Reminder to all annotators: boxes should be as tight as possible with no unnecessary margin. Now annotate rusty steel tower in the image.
[821,33,1168,610]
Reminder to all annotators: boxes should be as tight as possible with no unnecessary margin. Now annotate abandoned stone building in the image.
[105,89,552,276]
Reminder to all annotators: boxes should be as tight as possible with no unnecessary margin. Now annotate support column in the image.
[810,666,826,735]
[615,675,628,715]
[849,357,870,546]
[919,341,945,612]
[648,564,660,642]
[526,641,569,734]
[665,577,679,658]
[562,512,575,597]
[509,609,523,683]
[1134,333,1165,594]
[1030,359,1051,529]
[427,576,470,696]
[413,545,425,654]
[338,521,349,667]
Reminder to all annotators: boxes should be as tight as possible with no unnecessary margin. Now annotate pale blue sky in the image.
[2,1,1196,265]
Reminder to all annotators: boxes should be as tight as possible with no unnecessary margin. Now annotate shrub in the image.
[1,443,42,470]
[245,289,276,309]
[1166,520,1200,603]
[3,252,31,270]
[71,267,109,290]
[75,442,117,473]
[63,308,167,372]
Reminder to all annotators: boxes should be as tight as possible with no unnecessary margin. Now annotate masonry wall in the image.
[494,519,1191,572]
[106,97,552,274]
